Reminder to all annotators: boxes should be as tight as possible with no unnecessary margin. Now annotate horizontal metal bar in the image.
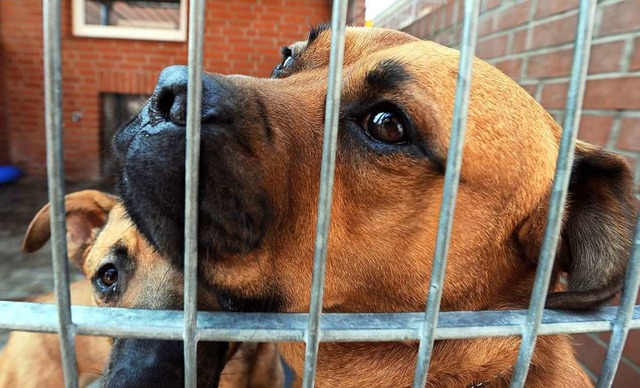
[1,302,637,342]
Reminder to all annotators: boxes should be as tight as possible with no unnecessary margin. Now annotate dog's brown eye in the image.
[364,111,406,143]
[97,264,118,289]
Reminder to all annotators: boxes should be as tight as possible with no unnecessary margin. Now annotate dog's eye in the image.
[363,111,407,144]
[96,263,118,290]
[281,54,294,69]
[279,47,294,69]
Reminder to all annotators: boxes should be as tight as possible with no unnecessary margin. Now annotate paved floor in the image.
[0,177,113,347]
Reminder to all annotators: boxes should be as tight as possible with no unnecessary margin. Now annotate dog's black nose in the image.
[151,65,231,126]
[153,65,189,126]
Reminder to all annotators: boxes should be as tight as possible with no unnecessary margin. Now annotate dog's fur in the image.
[111,26,637,387]
[0,190,283,388]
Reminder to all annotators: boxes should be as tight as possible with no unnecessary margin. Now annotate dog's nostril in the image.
[155,87,187,126]
[156,89,176,121]
[152,65,189,126]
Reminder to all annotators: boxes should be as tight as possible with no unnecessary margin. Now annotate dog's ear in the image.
[22,190,118,267]
[545,142,637,309]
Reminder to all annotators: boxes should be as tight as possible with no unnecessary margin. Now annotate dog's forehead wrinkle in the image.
[364,59,412,91]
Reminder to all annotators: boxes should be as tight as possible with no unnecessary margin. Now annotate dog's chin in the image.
[215,286,283,312]
[114,120,272,265]
[101,339,228,388]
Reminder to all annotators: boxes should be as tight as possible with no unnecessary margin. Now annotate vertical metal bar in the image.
[183,0,206,386]
[412,1,480,387]
[596,215,640,388]
[301,1,349,387]
[43,0,79,387]
[509,1,597,386]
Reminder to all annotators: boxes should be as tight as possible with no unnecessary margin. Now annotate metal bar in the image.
[596,216,640,388]
[1,302,638,342]
[412,1,480,387]
[183,0,206,386]
[301,1,350,387]
[510,1,598,386]
[42,1,79,387]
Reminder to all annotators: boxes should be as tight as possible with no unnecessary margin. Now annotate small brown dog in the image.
[0,190,283,388]
[111,26,636,387]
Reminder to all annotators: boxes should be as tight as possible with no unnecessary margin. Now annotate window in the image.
[72,0,187,42]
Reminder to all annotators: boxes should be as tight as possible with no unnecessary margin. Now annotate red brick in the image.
[631,38,640,71]
[444,1,456,29]
[578,115,614,146]
[584,77,640,110]
[617,118,640,152]
[476,34,509,59]
[477,15,495,37]
[511,29,528,53]
[530,14,577,50]
[494,58,522,79]
[540,82,568,109]
[518,82,538,97]
[494,1,531,31]
[455,0,464,24]
[528,41,624,78]
[599,0,640,36]
[528,50,574,79]
[482,0,501,11]
[588,41,625,73]
[535,0,578,18]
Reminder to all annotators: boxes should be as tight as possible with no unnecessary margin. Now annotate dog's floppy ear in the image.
[22,190,118,267]
[545,142,636,309]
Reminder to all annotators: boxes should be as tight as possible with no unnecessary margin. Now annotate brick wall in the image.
[0,0,330,180]
[403,0,640,385]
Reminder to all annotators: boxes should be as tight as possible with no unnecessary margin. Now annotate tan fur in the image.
[0,191,283,388]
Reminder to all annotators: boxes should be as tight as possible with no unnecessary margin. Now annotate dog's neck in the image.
[280,333,591,388]
[468,366,512,387]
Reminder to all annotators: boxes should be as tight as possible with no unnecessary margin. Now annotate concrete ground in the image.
[0,177,113,347]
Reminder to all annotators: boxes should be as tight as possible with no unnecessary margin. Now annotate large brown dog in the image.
[111,26,636,387]
[0,191,283,388]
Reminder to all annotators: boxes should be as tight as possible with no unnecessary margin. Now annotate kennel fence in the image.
[0,0,638,387]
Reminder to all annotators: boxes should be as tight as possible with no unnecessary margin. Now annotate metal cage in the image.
[0,0,638,387]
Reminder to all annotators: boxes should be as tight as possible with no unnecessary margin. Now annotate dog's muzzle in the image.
[101,339,228,388]
[113,66,271,265]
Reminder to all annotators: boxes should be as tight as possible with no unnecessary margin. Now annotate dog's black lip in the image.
[214,286,283,313]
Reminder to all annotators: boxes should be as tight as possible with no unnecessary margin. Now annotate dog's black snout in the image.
[101,338,228,388]
[151,65,232,126]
